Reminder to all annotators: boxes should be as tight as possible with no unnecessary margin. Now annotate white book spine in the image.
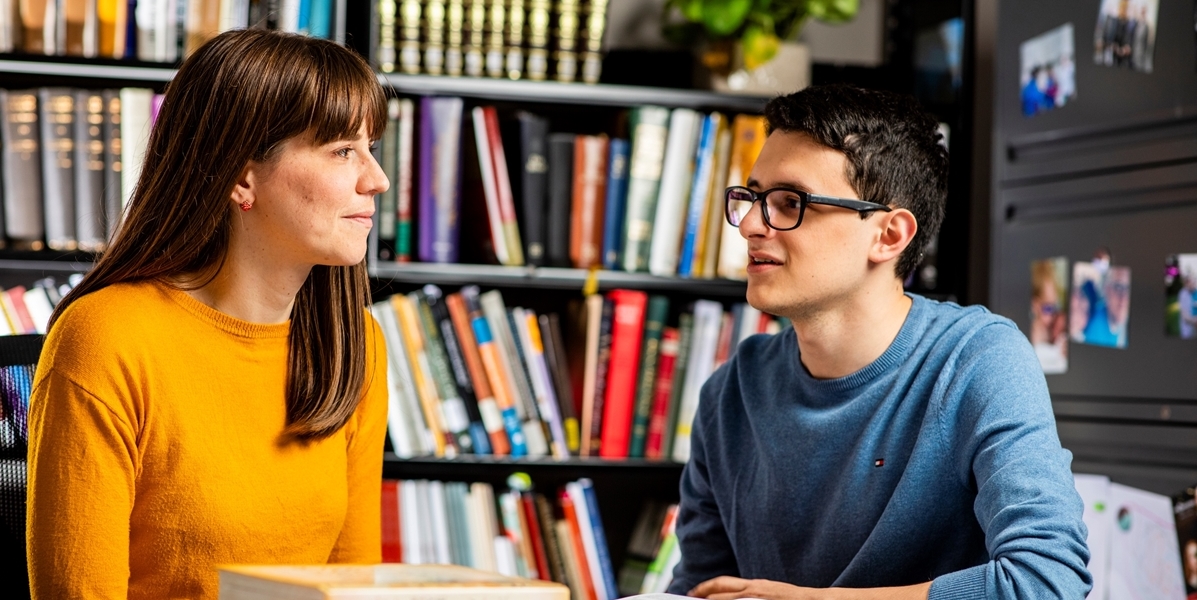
[82,0,97,55]
[398,480,419,563]
[22,287,54,334]
[0,0,12,52]
[466,484,498,572]
[427,481,452,565]
[671,300,724,462]
[566,481,609,600]
[279,0,300,31]
[737,304,761,344]
[648,108,701,276]
[371,302,427,457]
[119,88,152,212]
[472,107,509,265]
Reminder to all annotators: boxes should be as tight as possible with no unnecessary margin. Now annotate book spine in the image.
[119,88,152,215]
[444,0,463,75]
[6,286,36,333]
[101,89,121,244]
[566,481,608,600]
[463,285,529,456]
[534,492,567,583]
[371,301,431,457]
[520,492,551,580]
[395,97,415,262]
[376,0,396,72]
[524,0,549,80]
[500,306,551,456]
[483,106,525,266]
[541,313,579,454]
[627,294,668,458]
[518,309,570,459]
[381,479,402,562]
[22,286,55,333]
[553,0,578,82]
[587,296,614,456]
[677,113,719,277]
[518,112,549,266]
[717,115,767,280]
[545,132,574,267]
[578,293,602,457]
[579,479,618,599]
[397,0,421,74]
[472,106,509,265]
[39,88,76,250]
[1,90,43,245]
[391,294,454,457]
[463,0,485,76]
[643,326,679,460]
[619,106,670,272]
[504,0,523,79]
[413,289,475,454]
[559,489,598,600]
[64,0,85,55]
[579,0,605,83]
[600,137,628,270]
[447,292,511,456]
[308,0,331,37]
[598,289,647,458]
[484,0,504,77]
[427,285,493,455]
[672,300,723,462]
[569,134,607,269]
[423,0,445,75]
[648,108,701,277]
[660,312,692,458]
[377,98,400,260]
[698,124,732,279]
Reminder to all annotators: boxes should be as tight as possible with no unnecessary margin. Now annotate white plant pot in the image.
[711,42,811,96]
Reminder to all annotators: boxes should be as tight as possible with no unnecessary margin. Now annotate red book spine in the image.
[712,312,734,370]
[381,480,402,562]
[6,287,35,334]
[560,490,598,600]
[521,492,552,581]
[598,289,648,458]
[644,327,680,460]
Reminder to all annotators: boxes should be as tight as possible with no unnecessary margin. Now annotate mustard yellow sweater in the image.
[27,280,388,599]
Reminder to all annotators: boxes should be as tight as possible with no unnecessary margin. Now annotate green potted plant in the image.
[662,0,859,93]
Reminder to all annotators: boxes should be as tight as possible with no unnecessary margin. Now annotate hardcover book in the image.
[218,564,569,599]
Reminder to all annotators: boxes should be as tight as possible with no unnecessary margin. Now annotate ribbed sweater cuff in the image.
[928,565,987,600]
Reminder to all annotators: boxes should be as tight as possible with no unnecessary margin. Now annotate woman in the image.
[27,29,390,598]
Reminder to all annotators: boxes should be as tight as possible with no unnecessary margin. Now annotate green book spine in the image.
[378,98,400,260]
[627,295,669,458]
[660,311,693,459]
[412,290,476,454]
[619,106,670,273]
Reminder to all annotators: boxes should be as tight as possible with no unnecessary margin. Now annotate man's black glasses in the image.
[724,186,892,231]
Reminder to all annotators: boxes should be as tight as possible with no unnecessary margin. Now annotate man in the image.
[668,84,1091,599]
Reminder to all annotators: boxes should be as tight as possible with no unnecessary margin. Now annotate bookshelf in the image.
[371,262,747,297]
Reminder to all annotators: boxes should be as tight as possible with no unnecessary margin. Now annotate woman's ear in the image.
[869,208,918,268]
[230,163,257,211]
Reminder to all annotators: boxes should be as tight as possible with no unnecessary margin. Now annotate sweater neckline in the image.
[157,281,292,339]
[793,293,927,394]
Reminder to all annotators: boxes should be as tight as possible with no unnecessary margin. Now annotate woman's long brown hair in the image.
[47,29,387,441]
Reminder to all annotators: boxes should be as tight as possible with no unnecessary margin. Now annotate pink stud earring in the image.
[239,201,252,211]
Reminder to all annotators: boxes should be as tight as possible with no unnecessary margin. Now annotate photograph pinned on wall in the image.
[1165,254,1197,339]
[1030,257,1069,374]
[1093,0,1159,73]
[1070,251,1131,349]
[1019,23,1077,117]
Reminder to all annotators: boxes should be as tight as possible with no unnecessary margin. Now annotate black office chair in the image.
[0,334,43,600]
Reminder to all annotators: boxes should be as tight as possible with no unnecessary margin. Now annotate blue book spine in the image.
[297,0,312,34]
[600,139,630,271]
[579,478,619,598]
[308,0,332,38]
[469,316,528,456]
[677,115,718,277]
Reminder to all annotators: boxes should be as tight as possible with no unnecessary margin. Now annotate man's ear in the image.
[868,208,918,268]
[230,162,258,210]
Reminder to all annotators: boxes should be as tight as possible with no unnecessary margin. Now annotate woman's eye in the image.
[335,147,352,158]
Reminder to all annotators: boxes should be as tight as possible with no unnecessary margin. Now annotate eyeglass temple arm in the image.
[807,194,893,216]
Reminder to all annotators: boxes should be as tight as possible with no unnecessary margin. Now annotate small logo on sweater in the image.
[874,458,885,467]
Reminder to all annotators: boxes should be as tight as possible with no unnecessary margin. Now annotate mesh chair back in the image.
[0,334,43,600]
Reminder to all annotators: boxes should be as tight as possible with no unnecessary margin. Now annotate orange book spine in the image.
[560,490,598,600]
[569,134,608,269]
[446,293,512,456]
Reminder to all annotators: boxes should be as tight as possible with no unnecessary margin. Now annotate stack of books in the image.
[380,475,623,600]
[0,87,163,252]
[0,0,338,61]
[373,285,786,461]
[375,0,606,83]
[375,97,768,281]
[0,274,80,336]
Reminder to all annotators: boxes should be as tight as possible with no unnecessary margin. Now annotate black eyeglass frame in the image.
[724,185,893,231]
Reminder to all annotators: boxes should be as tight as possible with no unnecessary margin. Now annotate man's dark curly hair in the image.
[763,84,949,281]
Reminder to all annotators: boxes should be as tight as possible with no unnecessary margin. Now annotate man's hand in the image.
[689,576,932,600]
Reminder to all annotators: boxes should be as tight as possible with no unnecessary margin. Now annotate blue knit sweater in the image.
[668,295,1091,599]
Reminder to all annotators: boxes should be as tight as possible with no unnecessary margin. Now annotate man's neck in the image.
[790,283,913,380]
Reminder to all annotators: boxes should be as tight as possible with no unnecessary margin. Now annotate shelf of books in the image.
[0,58,177,83]
[370,262,747,297]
